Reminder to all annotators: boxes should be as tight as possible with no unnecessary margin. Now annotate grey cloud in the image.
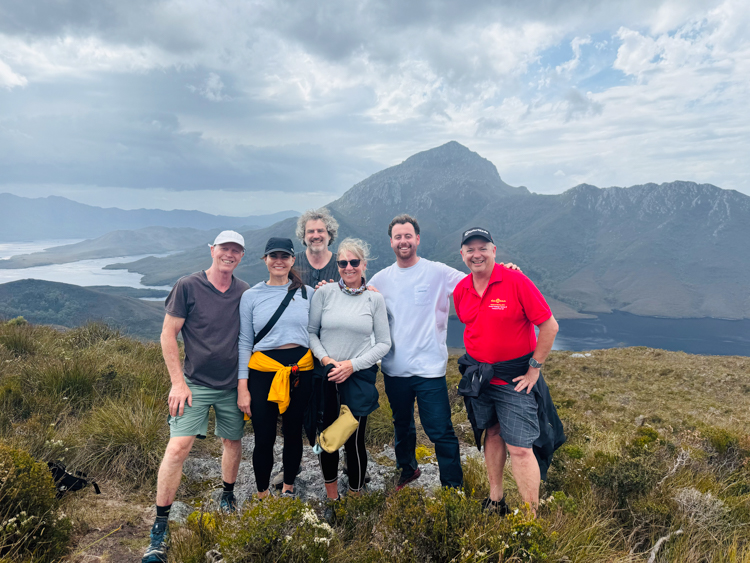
[475,117,507,136]
[564,88,603,121]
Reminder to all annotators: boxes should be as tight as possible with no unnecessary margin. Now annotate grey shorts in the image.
[473,383,539,449]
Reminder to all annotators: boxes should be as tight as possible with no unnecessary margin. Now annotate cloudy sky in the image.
[1,0,748,215]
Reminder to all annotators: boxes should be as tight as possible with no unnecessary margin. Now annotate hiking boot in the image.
[141,518,168,563]
[395,467,421,491]
[220,491,237,513]
[481,496,510,516]
[323,496,341,525]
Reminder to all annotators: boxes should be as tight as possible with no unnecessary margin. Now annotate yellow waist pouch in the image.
[247,349,314,414]
[317,404,359,454]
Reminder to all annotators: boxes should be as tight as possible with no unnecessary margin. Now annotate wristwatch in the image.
[529,357,543,369]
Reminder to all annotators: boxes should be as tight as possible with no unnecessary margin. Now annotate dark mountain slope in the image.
[0,279,165,339]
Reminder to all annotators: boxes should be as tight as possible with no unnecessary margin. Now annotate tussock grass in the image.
[1,323,749,561]
[0,324,36,357]
[78,395,169,485]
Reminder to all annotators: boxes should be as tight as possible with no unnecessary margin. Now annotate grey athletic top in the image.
[238,281,314,380]
[165,271,250,390]
[307,282,391,372]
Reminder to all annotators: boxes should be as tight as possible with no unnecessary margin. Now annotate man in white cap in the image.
[142,231,249,563]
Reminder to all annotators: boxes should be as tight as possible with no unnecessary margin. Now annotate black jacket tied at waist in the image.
[457,352,566,481]
[303,360,379,446]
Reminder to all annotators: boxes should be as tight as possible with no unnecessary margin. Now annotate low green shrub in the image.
[4,317,28,327]
[703,426,740,456]
[372,487,554,562]
[0,443,72,562]
[628,427,659,455]
[217,497,334,562]
[588,452,660,508]
[330,490,386,542]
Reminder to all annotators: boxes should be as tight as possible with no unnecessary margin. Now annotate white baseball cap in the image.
[209,230,245,250]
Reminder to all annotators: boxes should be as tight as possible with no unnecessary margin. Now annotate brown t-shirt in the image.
[165,271,250,390]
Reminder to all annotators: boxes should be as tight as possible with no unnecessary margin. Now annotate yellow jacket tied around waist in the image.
[247,350,314,413]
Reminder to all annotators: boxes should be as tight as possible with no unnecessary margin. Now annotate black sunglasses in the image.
[337,259,361,268]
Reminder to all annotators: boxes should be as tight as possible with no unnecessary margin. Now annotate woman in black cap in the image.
[237,237,315,499]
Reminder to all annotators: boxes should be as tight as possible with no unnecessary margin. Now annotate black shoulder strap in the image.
[254,287,298,345]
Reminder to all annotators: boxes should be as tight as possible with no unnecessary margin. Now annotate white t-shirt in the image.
[369,258,466,378]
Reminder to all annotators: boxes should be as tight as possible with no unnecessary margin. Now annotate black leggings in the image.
[318,379,369,492]
[248,347,312,492]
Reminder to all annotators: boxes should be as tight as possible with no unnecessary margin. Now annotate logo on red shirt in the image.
[489,298,507,311]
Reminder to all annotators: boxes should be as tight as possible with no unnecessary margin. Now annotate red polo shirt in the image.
[453,263,552,385]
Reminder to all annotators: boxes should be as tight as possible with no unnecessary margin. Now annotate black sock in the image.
[223,481,235,493]
[156,504,171,519]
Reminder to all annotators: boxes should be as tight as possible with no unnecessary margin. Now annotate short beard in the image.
[307,241,327,254]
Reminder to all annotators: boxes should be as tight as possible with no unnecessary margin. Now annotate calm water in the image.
[0,239,84,260]
[448,312,750,356]
[0,254,173,290]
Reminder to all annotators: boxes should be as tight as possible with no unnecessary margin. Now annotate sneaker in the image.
[280,489,297,499]
[395,467,421,491]
[220,491,237,513]
[481,496,510,516]
[141,519,168,563]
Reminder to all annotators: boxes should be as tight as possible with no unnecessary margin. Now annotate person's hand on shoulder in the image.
[500,262,522,273]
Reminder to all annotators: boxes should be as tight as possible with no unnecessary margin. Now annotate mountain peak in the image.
[331,142,528,227]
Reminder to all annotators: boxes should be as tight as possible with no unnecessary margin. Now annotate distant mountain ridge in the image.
[40,143,750,319]
[0,193,298,242]
[0,226,219,269]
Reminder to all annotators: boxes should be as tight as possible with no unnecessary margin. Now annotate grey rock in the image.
[168,501,193,524]
[181,438,480,506]
[635,415,646,427]
[183,458,221,482]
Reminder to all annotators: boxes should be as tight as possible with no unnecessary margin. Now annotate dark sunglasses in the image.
[337,259,361,268]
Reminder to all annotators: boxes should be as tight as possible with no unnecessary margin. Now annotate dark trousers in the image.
[383,373,463,488]
[318,379,369,492]
[248,347,312,492]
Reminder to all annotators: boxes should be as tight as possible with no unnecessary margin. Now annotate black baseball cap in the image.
[264,237,295,256]
[461,227,494,246]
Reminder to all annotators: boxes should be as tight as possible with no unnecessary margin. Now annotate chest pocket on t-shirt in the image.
[414,283,430,306]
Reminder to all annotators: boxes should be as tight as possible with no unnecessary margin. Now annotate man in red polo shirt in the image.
[453,227,559,513]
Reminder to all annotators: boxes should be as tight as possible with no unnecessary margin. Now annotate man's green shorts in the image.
[167,379,245,440]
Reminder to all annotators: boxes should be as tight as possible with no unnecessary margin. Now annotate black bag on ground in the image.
[47,461,101,499]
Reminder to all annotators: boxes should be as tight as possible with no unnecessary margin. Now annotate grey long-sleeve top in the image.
[307,283,392,372]
[238,281,314,380]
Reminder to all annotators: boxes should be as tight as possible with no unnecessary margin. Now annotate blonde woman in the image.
[307,238,391,499]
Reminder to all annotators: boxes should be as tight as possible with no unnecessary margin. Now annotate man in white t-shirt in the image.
[368,214,467,489]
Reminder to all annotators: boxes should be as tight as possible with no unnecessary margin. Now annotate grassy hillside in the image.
[0,320,748,562]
